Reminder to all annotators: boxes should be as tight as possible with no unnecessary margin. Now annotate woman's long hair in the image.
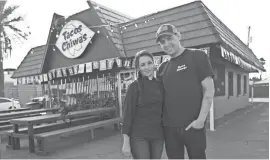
[134,50,154,103]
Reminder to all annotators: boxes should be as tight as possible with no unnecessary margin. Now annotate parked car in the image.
[25,96,47,109]
[0,97,21,111]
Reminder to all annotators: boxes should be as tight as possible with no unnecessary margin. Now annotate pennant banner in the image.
[30,76,34,83]
[199,47,210,56]
[107,59,114,69]
[62,68,67,77]
[154,56,162,66]
[124,59,131,69]
[53,70,57,79]
[162,55,171,62]
[86,62,92,73]
[22,77,26,84]
[116,58,122,67]
[131,58,136,68]
[27,77,31,84]
[48,72,53,81]
[43,74,48,82]
[34,76,39,83]
[73,65,79,75]
[56,69,62,78]
[93,61,99,69]
[100,60,107,71]
[39,74,43,82]
[78,64,85,74]
[68,67,74,76]
[18,78,22,84]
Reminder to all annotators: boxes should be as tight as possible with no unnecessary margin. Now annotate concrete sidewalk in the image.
[249,98,269,103]
[0,102,269,159]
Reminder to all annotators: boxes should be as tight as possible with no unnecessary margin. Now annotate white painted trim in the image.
[210,99,215,131]
[117,72,122,118]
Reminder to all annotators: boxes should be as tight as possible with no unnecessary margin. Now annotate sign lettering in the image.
[56,20,95,59]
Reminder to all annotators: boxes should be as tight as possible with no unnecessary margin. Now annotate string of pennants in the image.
[220,46,259,72]
[17,47,210,85]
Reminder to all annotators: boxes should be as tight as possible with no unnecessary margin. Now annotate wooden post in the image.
[96,74,100,98]
[251,85,254,103]
[56,79,61,107]
[117,72,122,118]
[210,99,215,131]
[48,81,52,108]
[28,125,35,153]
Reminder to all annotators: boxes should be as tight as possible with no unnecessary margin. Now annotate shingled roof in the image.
[119,0,263,70]
[87,0,132,57]
[11,45,46,78]
[13,0,264,78]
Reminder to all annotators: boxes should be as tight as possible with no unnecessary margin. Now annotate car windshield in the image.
[32,99,39,102]
[0,98,11,103]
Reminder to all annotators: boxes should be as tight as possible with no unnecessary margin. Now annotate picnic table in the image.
[0,107,31,114]
[0,108,59,120]
[10,107,116,153]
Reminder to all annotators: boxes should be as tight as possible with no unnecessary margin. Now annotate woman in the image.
[121,50,164,159]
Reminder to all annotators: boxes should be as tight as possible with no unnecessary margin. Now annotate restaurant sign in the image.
[56,20,95,59]
[220,46,257,71]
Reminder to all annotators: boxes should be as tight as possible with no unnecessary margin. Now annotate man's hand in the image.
[185,119,205,130]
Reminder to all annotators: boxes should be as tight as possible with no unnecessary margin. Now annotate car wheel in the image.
[9,106,12,109]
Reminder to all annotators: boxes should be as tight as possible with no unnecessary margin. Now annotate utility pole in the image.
[247,26,251,47]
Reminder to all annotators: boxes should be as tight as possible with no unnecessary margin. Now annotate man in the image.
[156,24,215,159]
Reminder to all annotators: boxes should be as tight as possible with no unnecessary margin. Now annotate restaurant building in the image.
[12,0,265,129]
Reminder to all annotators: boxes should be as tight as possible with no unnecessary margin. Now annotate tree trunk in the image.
[0,41,5,97]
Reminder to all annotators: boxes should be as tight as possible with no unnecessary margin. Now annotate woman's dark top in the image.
[122,77,163,139]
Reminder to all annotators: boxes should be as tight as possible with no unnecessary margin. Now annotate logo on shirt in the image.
[176,65,187,72]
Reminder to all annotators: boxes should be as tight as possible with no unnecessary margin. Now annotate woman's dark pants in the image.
[130,137,164,159]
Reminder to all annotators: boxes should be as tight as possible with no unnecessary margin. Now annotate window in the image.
[237,74,241,96]
[228,72,234,96]
[243,75,247,94]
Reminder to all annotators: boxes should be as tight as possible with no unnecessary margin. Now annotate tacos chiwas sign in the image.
[56,20,95,59]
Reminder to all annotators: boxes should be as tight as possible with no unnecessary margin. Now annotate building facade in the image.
[12,1,265,128]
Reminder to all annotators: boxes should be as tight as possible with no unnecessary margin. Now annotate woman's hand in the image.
[122,142,132,157]
[122,134,132,157]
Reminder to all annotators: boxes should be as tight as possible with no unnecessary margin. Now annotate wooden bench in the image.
[4,115,105,149]
[0,120,10,126]
[0,107,31,114]
[34,117,122,155]
[0,113,42,121]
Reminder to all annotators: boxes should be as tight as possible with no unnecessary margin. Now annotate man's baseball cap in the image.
[156,24,178,43]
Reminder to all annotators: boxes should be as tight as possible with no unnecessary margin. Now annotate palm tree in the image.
[0,4,30,97]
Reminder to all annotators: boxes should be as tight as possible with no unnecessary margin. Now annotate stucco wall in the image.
[213,67,250,119]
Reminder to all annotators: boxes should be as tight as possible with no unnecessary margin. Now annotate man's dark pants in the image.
[163,126,207,159]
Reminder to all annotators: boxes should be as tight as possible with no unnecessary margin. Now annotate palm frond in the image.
[17,32,28,40]
[3,16,24,25]
[0,5,19,23]
[5,24,22,33]
[14,32,27,41]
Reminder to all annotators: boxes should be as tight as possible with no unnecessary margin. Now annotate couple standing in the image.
[121,24,215,159]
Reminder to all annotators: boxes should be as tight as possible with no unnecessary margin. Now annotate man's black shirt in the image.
[157,48,214,128]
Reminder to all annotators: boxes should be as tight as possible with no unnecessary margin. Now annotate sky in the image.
[3,0,270,78]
